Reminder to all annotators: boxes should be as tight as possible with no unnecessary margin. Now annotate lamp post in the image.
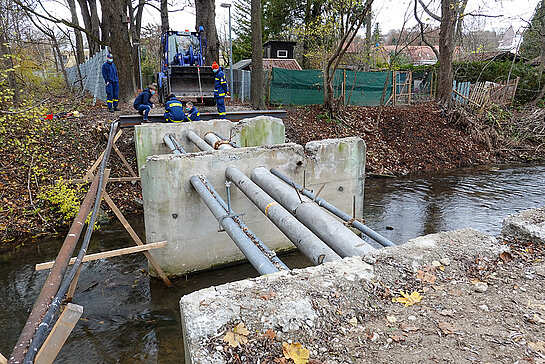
[220,2,233,98]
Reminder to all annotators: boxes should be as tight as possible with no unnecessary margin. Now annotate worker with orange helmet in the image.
[212,61,229,119]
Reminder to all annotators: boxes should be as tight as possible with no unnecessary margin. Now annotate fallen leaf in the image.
[263,328,276,340]
[392,291,422,306]
[259,290,277,300]
[438,321,454,335]
[499,251,513,262]
[448,288,463,297]
[528,341,545,354]
[223,322,250,347]
[400,323,419,332]
[390,334,406,342]
[283,342,310,364]
[223,332,240,347]
[234,322,250,336]
[416,270,436,284]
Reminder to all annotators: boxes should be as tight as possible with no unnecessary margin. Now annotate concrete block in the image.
[179,228,504,363]
[501,206,545,244]
[134,116,285,171]
[140,138,366,277]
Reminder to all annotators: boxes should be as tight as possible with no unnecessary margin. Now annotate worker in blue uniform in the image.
[133,85,156,122]
[102,53,119,113]
[183,101,201,122]
[163,94,185,122]
[212,61,229,119]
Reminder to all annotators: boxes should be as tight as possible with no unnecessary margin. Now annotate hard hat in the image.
[212,61,219,70]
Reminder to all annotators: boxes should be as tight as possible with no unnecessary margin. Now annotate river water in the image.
[1,163,544,362]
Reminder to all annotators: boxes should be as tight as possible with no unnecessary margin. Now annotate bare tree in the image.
[195,0,220,64]
[65,0,85,65]
[250,0,265,109]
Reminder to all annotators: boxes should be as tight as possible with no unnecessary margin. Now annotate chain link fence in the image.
[224,69,251,101]
[66,48,109,104]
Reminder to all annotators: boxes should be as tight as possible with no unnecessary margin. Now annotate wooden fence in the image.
[452,77,520,111]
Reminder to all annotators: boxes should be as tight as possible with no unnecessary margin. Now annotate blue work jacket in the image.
[102,62,118,83]
[134,89,153,108]
[164,98,186,122]
[184,107,201,122]
[214,69,229,98]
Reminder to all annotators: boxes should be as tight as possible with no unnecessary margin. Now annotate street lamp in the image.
[220,2,233,98]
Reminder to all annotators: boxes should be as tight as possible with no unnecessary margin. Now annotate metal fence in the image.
[224,69,251,101]
[66,48,109,104]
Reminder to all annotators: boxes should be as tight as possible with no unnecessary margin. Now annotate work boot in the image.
[108,108,114,113]
[114,107,121,111]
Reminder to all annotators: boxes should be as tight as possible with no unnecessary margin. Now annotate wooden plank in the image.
[83,130,123,180]
[104,132,138,178]
[35,241,168,271]
[1,352,7,364]
[35,303,83,364]
[102,191,173,287]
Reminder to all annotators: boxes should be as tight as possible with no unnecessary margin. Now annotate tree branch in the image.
[414,0,439,60]
[417,0,440,22]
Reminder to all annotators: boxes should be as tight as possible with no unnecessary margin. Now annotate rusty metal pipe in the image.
[8,173,100,364]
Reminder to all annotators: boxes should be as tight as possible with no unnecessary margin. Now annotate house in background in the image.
[232,40,302,71]
[498,26,523,53]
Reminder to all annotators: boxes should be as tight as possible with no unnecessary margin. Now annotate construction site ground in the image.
[1,98,543,247]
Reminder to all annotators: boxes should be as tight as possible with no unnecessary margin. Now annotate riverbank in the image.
[1,99,543,246]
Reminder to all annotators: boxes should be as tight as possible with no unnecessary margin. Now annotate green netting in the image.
[269,68,392,106]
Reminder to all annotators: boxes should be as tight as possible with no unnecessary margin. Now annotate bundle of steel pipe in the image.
[183,130,214,152]
[199,178,288,271]
[163,134,186,154]
[203,132,235,150]
[269,168,395,247]
[225,166,341,265]
[190,175,281,275]
[251,167,375,257]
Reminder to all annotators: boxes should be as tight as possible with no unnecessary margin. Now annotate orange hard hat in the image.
[212,61,219,69]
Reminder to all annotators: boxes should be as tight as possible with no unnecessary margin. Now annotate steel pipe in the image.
[251,167,375,257]
[270,168,395,247]
[183,130,214,152]
[200,177,289,271]
[225,166,341,265]
[190,175,280,275]
[213,132,240,148]
[9,173,100,364]
[203,132,235,150]
[20,121,120,364]
[163,133,186,154]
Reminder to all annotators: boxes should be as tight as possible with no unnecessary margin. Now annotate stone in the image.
[474,282,488,293]
[364,255,377,265]
[408,315,417,321]
[439,258,451,266]
[502,207,545,244]
[478,304,489,311]
[432,260,441,267]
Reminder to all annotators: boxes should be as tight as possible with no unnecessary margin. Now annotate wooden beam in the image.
[35,241,168,271]
[62,176,140,184]
[1,352,7,364]
[83,130,123,180]
[35,303,83,364]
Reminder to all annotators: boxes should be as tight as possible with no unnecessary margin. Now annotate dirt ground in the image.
[198,232,545,364]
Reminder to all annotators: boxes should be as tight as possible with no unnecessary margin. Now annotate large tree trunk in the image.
[195,0,220,65]
[0,27,19,104]
[67,0,85,65]
[250,0,265,109]
[130,0,146,89]
[160,0,169,34]
[102,0,136,102]
[52,37,70,89]
[436,0,456,108]
[363,5,372,72]
[323,65,335,112]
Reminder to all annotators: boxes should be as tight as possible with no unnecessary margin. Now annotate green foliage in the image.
[38,181,81,223]
[453,60,544,104]
[520,2,545,60]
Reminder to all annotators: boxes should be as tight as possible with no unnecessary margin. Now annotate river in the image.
[1,163,544,363]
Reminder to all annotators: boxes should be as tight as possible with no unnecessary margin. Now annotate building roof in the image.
[456,51,526,63]
[263,40,297,47]
[232,58,302,71]
[380,45,439,65]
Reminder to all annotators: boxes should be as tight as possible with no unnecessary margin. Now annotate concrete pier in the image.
[179,207,545,363]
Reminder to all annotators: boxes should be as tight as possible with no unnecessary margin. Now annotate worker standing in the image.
[102,53,120,113]
[133,85,156,122]
[212,61,229,119]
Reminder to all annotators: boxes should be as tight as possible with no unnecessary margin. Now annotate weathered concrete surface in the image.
[141,137,366,277]
[134,116,285,171]
[179,228,505,364]
[501,206,545,244]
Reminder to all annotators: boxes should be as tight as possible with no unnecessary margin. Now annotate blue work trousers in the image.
[137,104,151,120]
[216,97,226,119]
[106,82,119,109]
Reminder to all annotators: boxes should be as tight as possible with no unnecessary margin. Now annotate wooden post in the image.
[35,303,83,364]
[392,71,396,106]
[408,71,413,105]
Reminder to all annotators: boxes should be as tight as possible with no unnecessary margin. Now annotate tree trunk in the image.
[363,5,372,72]
[323,65,335,113]
[76,0,101,54]
[67,0,85,65]
[250,0,265,109]
[130,0,145,89]
[0,27,19,104]
[89,0,101,50]
[161,0,169,34]
[436,0,456,108]
[195,0,220,65]
[102,0,136,102]
[52,37,71,89]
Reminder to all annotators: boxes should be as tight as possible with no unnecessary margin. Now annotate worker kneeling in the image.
[164,94,200,122]
[134,85,156,122]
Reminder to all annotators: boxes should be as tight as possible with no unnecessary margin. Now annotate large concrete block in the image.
[502,206,545,244]
[140,137,366,277]
[134,116,285,171]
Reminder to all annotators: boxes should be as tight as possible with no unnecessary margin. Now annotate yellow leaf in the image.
[392,291,422,306]
[223,332,239,347]
[234,322,250,336]
[283,342,310,364]
[223,322,250,347]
